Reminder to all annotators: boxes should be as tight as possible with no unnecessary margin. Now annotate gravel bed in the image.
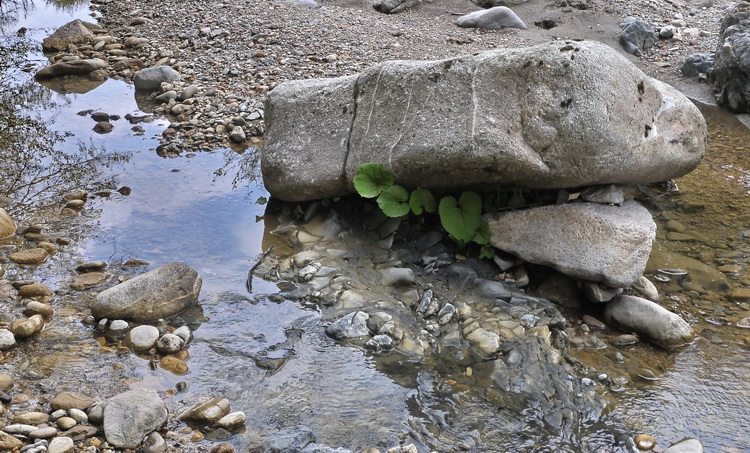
[90,0,730,150]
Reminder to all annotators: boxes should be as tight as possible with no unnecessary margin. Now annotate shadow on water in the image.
[1,0,750,451]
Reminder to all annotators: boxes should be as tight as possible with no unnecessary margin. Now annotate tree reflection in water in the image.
[0,8,128,216]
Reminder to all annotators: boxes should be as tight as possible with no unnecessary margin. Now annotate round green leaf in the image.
[409,187,436,215]
[479,245,495,259]
[439,191,483,243]
[353,162,393,198]
[377,184,410,217]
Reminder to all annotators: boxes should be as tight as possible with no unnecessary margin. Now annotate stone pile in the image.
[261,40,704,348]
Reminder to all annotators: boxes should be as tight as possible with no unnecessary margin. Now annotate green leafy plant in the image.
[353,162,495,258]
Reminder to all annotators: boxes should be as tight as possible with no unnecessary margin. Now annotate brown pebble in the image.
[175,349,190,361]
[37,241,58,254]
[12,393,30,404]
[25,301,55,317]
[17,283,53,298]
[635,433,656,450]
[191,431,204,441]
[160,356,189,375]
[56,237,72,245]
[57,416,77,430]
[9,248,48,265]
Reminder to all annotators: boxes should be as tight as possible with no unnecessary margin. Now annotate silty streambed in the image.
[0,0,749,451]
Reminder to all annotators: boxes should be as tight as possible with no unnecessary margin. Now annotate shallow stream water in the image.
[1,1,749,451]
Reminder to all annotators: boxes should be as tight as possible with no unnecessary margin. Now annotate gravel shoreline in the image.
[88,0,731,152]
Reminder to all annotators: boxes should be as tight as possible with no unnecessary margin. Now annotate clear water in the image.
[2,1,750,451]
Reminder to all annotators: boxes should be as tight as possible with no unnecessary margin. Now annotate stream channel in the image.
[0,1,749,452]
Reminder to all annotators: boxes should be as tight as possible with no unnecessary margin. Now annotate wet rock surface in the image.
[91,261,202,322]
[263,41,706,202]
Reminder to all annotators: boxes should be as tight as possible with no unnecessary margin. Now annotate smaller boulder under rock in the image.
[485,200,656,288]
[604,295,694,349]
[454,6,526,30]
[619,17,657,56]
[133,66,181,92]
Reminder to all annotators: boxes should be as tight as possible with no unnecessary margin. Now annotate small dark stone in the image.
[91,112,110,121]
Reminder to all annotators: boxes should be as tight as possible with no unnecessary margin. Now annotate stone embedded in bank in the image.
[262,40,706,202]
[41,19,95,51]
[485,200,656,288]
[91,262,202,322]
[454,6,527,30]
[133,66,181,92]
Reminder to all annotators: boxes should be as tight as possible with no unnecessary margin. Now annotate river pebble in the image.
[213,411,246,429]
[156,333,184,354]
[11,314,45,338]
[50,392,97,411]
[635,433,656,450]
[0,373,13,391]
[208,442,235,453]
[47,436,75,453]
[25,301,54,317]
[29,426,58,439]
[9,248,49,265]
[124,325,160,352]
[4,423,39,435]
[326,311,370,339]
[179,397,231,424]
[0,431,23,450]
[0,330,16,350]
[70,272,111,290]
[160,356,189,374]
[104,319,129,342]
[68,408,88,424]
[142,431,166,453]
[57,416,77,429]
[17,282,53,298]
[12,411,50,425]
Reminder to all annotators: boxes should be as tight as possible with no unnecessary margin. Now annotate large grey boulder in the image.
[484,200,656,287]
[133,66,181,92]
[42,19,94,51]
[604,295,695,349]
[713,1,750,112]
[262,40,706,202]
[91,262,201,322]
[102,389,168,449]
[35,58,107,79]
